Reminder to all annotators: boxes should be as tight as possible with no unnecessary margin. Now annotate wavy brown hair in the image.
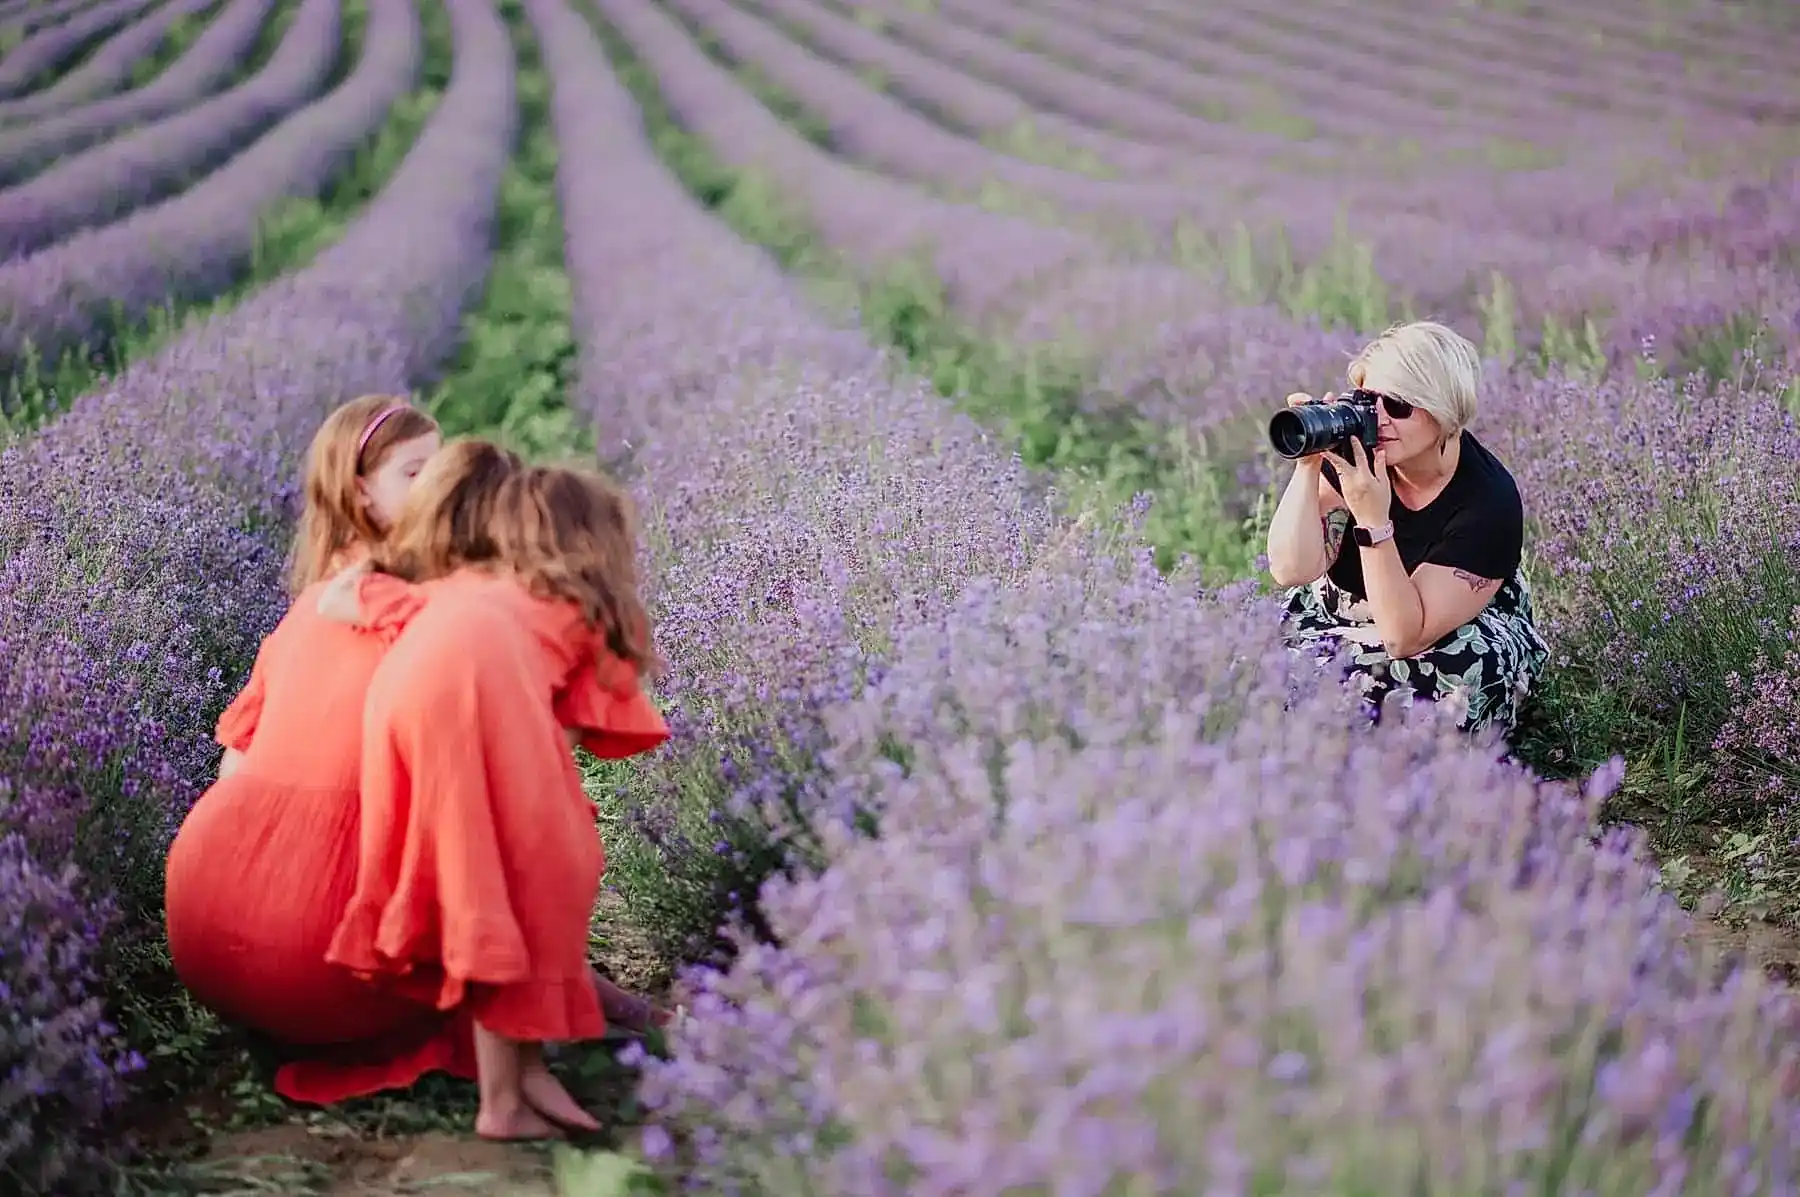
[287,395,440,594]
[376,441,658,679]
[374,438,523,578]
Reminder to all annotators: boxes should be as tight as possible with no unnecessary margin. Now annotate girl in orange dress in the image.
[316,443,670,1140]
[164,395,461,1102]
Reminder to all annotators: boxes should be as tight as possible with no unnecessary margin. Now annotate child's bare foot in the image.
[475,1097,565,1142]
[521,1061,602,1132]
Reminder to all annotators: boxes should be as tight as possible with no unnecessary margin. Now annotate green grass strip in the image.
[422,0,586,460]
[126,0,229,87]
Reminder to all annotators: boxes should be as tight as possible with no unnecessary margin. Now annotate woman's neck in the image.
[1391,432,1461,496]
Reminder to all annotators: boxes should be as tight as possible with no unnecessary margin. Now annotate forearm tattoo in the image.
[1453,568,1500,593]
[1321,507,1352,562]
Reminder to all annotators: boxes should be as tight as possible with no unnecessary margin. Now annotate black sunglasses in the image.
[1354,388,1416,420]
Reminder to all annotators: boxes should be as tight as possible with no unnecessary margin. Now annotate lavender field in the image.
[1,0,1799,1189]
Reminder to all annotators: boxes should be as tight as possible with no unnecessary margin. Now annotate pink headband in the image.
[356,403,409,459]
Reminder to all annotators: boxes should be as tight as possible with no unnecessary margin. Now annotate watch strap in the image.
[1354,520,1396,547]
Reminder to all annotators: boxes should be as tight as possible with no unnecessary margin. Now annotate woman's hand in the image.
[316,564,367,624]
[1337,436,1393,528]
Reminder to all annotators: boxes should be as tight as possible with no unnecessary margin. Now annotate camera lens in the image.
[1267,401,1358,459]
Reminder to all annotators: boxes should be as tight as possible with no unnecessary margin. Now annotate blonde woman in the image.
[1264,321,1548,739]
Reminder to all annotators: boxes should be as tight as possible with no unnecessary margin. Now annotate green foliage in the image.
[127,1,227,89]
[424,0,587,458]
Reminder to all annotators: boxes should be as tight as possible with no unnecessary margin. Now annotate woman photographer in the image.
[1264,320,1547,740]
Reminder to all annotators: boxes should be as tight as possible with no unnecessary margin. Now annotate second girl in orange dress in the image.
[319,443,670,1139]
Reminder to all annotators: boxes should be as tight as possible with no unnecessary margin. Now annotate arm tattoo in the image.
[1453,568,1500,593]
[1321,507,1352,563]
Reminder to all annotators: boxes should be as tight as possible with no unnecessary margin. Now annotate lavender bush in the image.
[635,543,1800,1195]
[0,835,142,1192]
[1475,364,1800,813]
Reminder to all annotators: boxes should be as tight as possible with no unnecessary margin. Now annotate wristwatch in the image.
[1353,520,1396,548]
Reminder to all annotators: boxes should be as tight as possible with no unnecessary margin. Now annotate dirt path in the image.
[178,1124,559,1195]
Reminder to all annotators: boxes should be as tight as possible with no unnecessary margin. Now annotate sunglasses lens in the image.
[1382,395,1414,419]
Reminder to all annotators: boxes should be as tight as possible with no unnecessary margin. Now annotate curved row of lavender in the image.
[597,0,1363,435]
[0,0,509,1180]
[1267,0,1800,101]
[0,0,274,188]
[987,0,1800,265]
[737,0,1248,183]
[0,0,419,386]
[1104,0,1800,262]
[0,0,340,260]
[0,0,217,124]
[1037,0,1788,139]
[663,0,1214,243]
[535,1,1800,1186]
[0,0,163,99]
[724,0,1571,256]
[525,0,872,462]
[910,0,1499,155]
[591,0,1782,453]
[0,0,110,42]
[860,0,1798,348]
[656,0,1800,377]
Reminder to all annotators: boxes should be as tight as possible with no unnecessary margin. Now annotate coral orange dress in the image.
[325,570,669,1044]
[164,582,476,1104]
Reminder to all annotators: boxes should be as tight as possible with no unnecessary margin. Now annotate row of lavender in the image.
[519,0,1800,1186]
[659,0,1800,380]
[0,0,505,1184]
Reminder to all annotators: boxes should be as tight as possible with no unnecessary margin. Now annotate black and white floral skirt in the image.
[1281,569,1550,740]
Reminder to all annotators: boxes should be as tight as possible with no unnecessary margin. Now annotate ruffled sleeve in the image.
[214,651,268,753]
[554,651,670,760]
[354,573,428,646]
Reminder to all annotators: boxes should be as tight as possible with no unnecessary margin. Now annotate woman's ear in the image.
[353,475,373,510]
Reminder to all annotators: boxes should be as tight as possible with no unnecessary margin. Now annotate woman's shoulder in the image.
[1454,433,1522,510]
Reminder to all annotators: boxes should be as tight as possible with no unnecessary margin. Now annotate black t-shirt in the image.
[1321,431,1523,601]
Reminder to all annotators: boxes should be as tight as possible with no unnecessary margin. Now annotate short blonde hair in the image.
[1347,320,1481,437]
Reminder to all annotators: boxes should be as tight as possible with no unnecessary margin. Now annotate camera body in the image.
[1267,389,1382,462]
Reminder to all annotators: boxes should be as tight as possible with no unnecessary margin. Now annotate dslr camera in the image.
[1267,389,1381,462]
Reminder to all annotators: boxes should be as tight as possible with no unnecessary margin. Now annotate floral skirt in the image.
[1281,568,1550,740]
